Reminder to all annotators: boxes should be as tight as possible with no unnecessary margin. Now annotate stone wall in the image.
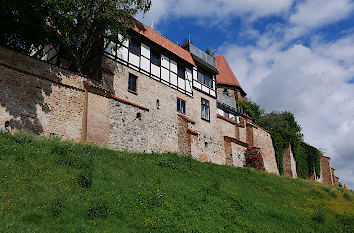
[231,142,246,167]
[109,100,148,152]
[282,143,298,178]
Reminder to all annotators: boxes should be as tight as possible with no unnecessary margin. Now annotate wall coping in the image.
[187,128,199,135]
[178,113,196,124]
[111,94,149,111]
[224,136,248,148]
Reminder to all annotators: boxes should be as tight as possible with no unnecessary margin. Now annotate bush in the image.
[87,200,109,219]
[77,170,93,188]
[244,147,265,171]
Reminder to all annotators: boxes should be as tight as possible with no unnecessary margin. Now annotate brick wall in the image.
[0,47,86,140]
[253,124,279,175]
[320,155,334,185]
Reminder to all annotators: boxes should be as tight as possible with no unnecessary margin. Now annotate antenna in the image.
[151,20,154,30]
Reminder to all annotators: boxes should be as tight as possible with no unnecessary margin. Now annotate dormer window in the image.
[129,39,140,56]
[177,64,185,79]
[151,50,161,66]
[198,68,212,87]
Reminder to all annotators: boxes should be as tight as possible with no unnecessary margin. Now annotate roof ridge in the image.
[133,18,182,49]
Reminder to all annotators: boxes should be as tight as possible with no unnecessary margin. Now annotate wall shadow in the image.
[0,62,62,135]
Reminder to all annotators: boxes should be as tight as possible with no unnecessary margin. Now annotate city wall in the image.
[0,47,286,176]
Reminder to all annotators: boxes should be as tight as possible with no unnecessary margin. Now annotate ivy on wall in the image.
[238,99,322,179]
[292,142,321,179]
[258,111,321,178]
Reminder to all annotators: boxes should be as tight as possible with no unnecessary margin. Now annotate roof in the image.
[133,20,195,66]
[216,55,245,94]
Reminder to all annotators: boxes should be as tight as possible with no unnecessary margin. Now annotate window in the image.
[197,70,204,83]
[128,73,137,93]
[197,68,213,87]
[151,50,161,66]
[201,98,210,121]
[204,73,211,87]
[177,98,186,114]
[129,39,140,56]
[177,64,185,79]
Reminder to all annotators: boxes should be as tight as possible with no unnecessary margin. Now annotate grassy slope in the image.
[0,132,353,233]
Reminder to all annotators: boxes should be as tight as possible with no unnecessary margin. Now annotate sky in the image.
[137,0,354,189]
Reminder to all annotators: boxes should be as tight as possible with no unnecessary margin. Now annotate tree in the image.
[237,99,264,122]
[258,111,303,142]
[0,0,151,74]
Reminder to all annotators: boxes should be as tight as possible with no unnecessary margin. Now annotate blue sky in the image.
[138,0,354,189]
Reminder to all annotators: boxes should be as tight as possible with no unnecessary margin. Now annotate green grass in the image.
[0,132,353,233]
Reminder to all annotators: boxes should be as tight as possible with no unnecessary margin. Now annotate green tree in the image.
[0,0,151,74]
[237,99,265,122]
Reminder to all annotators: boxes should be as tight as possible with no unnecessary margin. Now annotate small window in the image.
[197,70,204,83]
[177,98,186,114]
[201,98,210,121]
[177,65,185,79]
[129,39,140,56]
[197,67,213,87]
[128,73,137,93]
[204,74,211,87]
[151,50,161,66]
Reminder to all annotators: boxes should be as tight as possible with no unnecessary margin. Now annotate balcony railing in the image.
[217,92,243,114]
[188,43,217,69]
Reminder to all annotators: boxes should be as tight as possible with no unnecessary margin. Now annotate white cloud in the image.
[286,0,354,40]
[138,0,294,26]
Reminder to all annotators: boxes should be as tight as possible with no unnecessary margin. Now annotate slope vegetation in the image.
[0,132,353,232]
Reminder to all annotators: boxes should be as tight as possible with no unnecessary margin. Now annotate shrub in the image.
[244,147,265,171]
[87,200,109,219]
[77,170,93,188]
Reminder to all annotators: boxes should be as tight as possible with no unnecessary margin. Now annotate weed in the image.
[22,212,43,224]
[312,208,327,223]
[50,198,66,217]
[77,170,93,188]
[158,158,187,170]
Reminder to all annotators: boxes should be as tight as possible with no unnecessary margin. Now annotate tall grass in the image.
[0,132,353,232]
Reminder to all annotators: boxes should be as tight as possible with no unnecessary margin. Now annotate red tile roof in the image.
[216,55,244,92]
[133,20,195,66]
